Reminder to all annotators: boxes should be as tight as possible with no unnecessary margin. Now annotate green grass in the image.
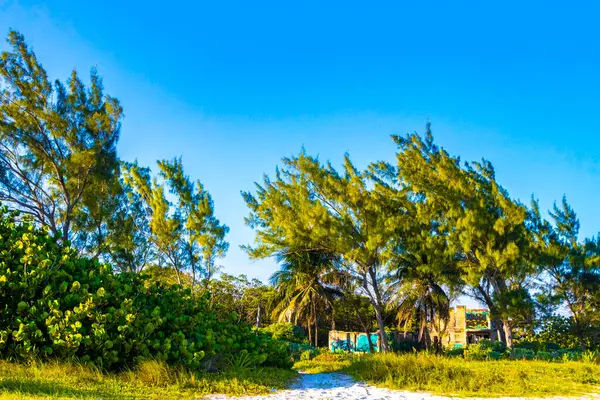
[0,359,297,399]
[294,352,600,398]
[6,353,600,398]
[292,352,352,374]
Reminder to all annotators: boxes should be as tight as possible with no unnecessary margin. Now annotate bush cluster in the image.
[447,339,596,362]
[462,339,508,360]
[282,341,317,361]
[258,322,306,343]
[0,208,291,370]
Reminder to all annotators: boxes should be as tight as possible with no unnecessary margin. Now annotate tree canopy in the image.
[1,30,599,352]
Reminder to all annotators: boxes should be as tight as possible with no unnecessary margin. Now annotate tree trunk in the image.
[494,319,506,343]
[352,301,374,353]
[62,218,71,243]
[373,304,390,353]
[174,266,182,285]
[577,331,587,351]
[307,322,312,344]
[256,305,262,328]
[568,304,587,351]
[369,268,390,353]
[313,301,318,347]
[476,285,509,345]
[331,307,336,330]
[190,248,196,295]
[502,319,514,349]
[365,326,375,354]
[206,258,214,285]
[574,321,587,351]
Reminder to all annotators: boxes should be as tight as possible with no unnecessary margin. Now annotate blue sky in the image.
[2,1,600,292]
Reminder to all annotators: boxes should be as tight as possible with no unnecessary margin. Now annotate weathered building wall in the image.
[328,329,420,352]
[434,306,498,347]
[328,330,377,352]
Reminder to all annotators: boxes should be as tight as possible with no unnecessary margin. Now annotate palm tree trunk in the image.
[424,325,431,350]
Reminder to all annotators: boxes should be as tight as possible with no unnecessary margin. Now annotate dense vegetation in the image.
[1,29,600,398]
[242,127,600,351]
[0,206,290,370]
[294,352,600,397]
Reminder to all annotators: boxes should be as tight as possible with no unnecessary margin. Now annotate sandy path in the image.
[204,371,597,400]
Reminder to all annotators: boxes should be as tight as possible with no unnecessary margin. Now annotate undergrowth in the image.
[294,352,600,398]
[0,359,296,399]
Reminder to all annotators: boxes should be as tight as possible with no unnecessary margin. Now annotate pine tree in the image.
[242,151,412,352]
[391,124,538,348]
[0,30,122,242]
[536,197,600,350]
[123,158,228,286]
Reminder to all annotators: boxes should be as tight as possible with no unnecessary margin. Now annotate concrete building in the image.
[436,305,498,347]
[328,306,497,351]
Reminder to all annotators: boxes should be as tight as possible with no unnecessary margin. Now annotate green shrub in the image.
[582,350,599,364]
[300,349,318,361]
[259,322,306,343]
[284,341,317,362]
[487,351,503,360]
[557,349,582,361]
[0,207,290,370]
[461,340,509,360]
[394,340,424,353]
[536,351,559,361]
[514,341,539,351]
[512,348,536,360]
[464,345,487,360]
[477,339,494,350]
[542,342,561,352]
[446,346,465,357]
[491,340,508,353]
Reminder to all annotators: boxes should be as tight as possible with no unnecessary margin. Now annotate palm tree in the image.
[388,250,461,351]
[390,271,450,350]
[270,249,343,347]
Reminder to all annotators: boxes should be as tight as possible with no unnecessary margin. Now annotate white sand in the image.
[204,371,598,400]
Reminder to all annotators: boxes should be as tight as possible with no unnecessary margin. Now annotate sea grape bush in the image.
[0,207,291,370]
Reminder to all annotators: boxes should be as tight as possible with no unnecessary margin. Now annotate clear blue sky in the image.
[2,1,600,290]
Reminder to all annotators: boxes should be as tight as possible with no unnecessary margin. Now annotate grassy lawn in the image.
[0,360,297,399]
[294,352,600,398]
[4,354,600,399]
